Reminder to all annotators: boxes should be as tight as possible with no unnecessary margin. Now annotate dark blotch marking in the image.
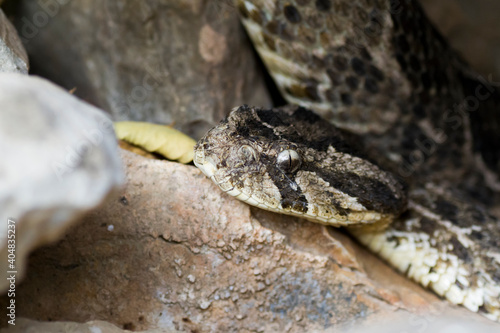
[341,93,353,105]
[285,82,321,102]
[387,235,401,247]
[249,9,263,25]
[346,76,359,90]
[304,83,321,101]
[325,89,337,103]
[237,1,249,19]
[470,230,484,241]
[281,197,308,213]
[326,69,343,86]
[256,109,289,128]
[262,32,276,51]
[351,57,366,76]
[279,23,295,41]
[450,237,472,263]
[435,198,458,225]
[368,65,385,81]
[261,106,362,157]
[359,47,372,61]
[292,106,323,124]
[234,106,278,140]
[286,85,303,99]
[312,55,325,68]
[266,20,279,35]
[315,0,331,11]
[308,165,405,214]
[364,77,379,94]
[419,217,437,235]
[333,56,348,71]
[263,156,308,214]
[326,193,349,216]
[284,5,302,23]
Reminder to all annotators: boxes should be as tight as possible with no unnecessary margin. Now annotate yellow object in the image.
[114,121,196,164]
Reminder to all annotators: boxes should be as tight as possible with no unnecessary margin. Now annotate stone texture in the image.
[0,9,28,73]
[347,315,500,333]
[13,0,271,139]
[0,73,123,292]
[1,150,493,332]
[0,317,181,333]
[421,0,500,79]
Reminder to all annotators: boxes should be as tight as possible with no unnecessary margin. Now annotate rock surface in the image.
[347,315,500,333]
[421,0,500,79]
[1,149,494,332]
[13,0,271,139]
[0,73,123,292]
[0,317,180,333]
[0,9,27,73]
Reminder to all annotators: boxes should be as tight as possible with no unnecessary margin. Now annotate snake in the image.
[193,0,500,321]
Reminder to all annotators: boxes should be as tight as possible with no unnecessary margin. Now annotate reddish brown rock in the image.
[0,318,180,333]
[1,150,493,332]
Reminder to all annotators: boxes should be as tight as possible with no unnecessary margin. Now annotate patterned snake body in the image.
[194,0,500,321]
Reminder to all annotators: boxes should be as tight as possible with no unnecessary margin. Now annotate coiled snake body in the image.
[194,0,500,321]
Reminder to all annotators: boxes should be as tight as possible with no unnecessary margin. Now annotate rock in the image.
[0,9,28,73]
[0,149,493,331]
[13,0,271,139]
[1,316,498,333]
[0,73,123,292]
[347,315,500,333]
[420,0,500,79]
[0,317,181,333]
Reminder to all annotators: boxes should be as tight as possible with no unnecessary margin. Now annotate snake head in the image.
[194,105,407,228]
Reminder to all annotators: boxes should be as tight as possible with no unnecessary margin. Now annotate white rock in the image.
[0,73,123,291]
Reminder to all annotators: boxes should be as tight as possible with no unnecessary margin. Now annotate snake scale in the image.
[194,0,500,321]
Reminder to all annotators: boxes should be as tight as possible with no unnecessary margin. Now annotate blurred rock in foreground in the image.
[0,73,123,292]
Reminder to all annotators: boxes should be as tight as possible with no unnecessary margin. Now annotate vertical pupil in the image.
[277,150,300,173]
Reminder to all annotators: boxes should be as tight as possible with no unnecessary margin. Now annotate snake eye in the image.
[237,145,257,163]
[277,149,301,173]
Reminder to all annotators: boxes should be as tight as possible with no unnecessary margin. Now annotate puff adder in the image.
[194,0,500,321]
